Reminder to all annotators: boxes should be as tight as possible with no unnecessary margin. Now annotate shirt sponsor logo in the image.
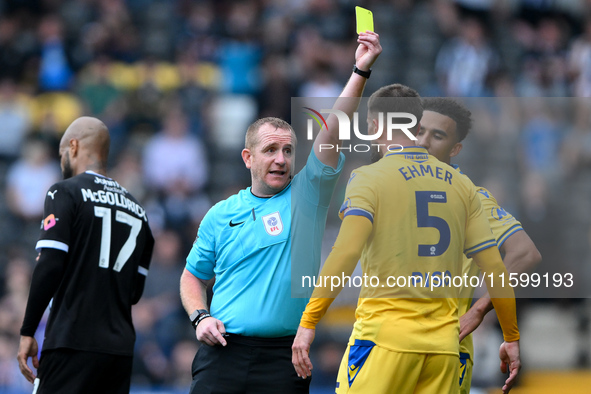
[94,176,128,193]
[262,212,283,236]
[43,214,57,231]
[47,190,58,200]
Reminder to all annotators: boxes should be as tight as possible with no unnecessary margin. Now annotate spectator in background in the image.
[519,100,563,221]
[77,56,128,156]
[30,90,83,147]
[110,146,148,203]
[0,16,37,82]
[77,56,125,121]
[6,138,61,223]
[515,17,569,97]
[299,64,344,98]
[142,108,210,234]
[0,79,32,163]
[436,16,499,96]
[567,17,591,171]
[175,52,218,139]
[258,54,294,120]
[143,230,187,349]
[168,340,199,389]
[219,1,262,95]
[568,17,591,97]
[0,255,33,393]
[0,257,32,336]
[133,230,188,386]
[37,15,73,92]
[143,109,208,196]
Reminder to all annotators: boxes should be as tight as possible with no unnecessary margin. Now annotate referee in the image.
[180,32,382,394]
[17,117,155,393]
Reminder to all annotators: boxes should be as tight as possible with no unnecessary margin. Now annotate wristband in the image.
[195,313,212,328]
[353,64,371,79]
[190,308,209,328]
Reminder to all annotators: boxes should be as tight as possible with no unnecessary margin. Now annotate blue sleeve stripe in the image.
[339,201,349,215]
[465,240,497,257]
[343,208,373,223]
[497,224,524,250]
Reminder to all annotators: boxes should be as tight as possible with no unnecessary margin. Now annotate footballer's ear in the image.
[69,138,79,158]
[241,148,252,169]
[450,142,463,159]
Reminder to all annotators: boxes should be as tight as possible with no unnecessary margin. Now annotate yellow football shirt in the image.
[456,165,523,358]
[338,147,496,356]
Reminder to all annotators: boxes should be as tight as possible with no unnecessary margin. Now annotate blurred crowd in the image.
[1,0,591,392]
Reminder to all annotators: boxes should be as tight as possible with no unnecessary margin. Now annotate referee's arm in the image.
[313,31,382,169]
[180,269,227,347]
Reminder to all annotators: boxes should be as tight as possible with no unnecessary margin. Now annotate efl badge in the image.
[262,212,283,236]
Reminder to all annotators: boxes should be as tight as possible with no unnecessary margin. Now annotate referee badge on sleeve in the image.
[262,212,283,236]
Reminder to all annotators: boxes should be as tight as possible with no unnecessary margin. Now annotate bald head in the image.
[59,117,110,178]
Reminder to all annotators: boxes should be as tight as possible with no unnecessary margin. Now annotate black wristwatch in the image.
[190,309,210,328]
[353,64,371,79]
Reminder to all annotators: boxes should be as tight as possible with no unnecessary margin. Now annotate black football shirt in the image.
[36,171,154,356]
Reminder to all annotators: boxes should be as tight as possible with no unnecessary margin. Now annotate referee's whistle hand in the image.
[292,325,315,379]
[196,317,227,347]
[17,335,39,383]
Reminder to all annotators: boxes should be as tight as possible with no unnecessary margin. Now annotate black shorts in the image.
[190,334,311,394]
[35,348,132,394]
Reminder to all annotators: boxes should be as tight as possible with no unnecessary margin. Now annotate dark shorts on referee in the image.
[35,348,132,394]
[190,334,311,394]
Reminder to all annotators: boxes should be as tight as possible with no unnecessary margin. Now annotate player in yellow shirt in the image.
[292,84,521,394]
[417,98,541,394]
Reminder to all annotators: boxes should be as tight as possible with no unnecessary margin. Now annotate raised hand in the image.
[355,31,382,71]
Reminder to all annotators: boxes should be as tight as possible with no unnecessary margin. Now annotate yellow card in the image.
[355,6,374,34]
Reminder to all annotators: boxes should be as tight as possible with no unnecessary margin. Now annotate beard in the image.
[62,152,73,179]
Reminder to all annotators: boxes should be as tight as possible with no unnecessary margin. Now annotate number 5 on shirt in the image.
[415,191,450,257]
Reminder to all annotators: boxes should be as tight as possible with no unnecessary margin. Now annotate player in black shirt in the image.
[17,117,154,393]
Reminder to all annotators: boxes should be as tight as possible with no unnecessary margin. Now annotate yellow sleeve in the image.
[477,187,524,249]
[300,215,372,329]
[338,168,377,221]
[464,185,497,257]
[472,247,520,342]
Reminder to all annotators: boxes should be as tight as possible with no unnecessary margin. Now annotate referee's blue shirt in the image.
[186,150,345,337]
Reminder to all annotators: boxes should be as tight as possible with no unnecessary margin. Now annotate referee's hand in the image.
[196,317,227,347]
[292,325,315,379]
[17,335,39,383]
[355,31,382,72]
